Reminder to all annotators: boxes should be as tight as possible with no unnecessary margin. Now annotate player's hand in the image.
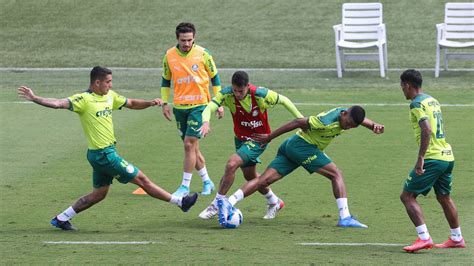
[162,104,172,121]
[373,123,385,134]
[18,86,35,101]
[252,133,271,144]
[415,157,425,175]
[151,98,163,107]
[215,106,224,119]
[199,121,211,137]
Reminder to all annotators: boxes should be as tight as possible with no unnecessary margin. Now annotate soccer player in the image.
[160,22,224,197]
[399,69,465,252]
[17,66,198,231]
[198,71,304,220]
[219,106,384,228]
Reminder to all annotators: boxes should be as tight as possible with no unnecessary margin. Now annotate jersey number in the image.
[433,111,445,139]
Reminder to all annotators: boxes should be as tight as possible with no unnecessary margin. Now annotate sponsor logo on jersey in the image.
[252,110,259,117]
[177,75,201,84]
[191,64,199,71]
[302,155,317,165]
[240,120,263,129]
[96,107,112,117]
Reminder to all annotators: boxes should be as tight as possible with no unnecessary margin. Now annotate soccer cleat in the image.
[172,185,190,197]
[263,199,285,219]
[217,197,234,227]
[201,180,215,196]
[179,193,198,212]
[50,217,77,231]
[403,237,433,252]
[337,215,368,228]
[198,203,218,220]
[434,238,466,248]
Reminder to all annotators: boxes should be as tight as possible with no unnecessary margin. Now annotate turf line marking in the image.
[42,241,161,245]
[298,242,405,247]
[2,101,473,107]
[1,67,473,72]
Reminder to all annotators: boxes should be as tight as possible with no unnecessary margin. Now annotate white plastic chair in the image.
[333,3,387,78]
[435,3,474,77]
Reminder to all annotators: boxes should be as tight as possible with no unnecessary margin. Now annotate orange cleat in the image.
[403,238,433,253]
[434,238,466,248]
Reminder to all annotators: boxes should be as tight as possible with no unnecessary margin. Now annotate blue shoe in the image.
[179,193,198,212]
[337,215,368,228]
[201,180,215,196]
[172,185,189,197]
[217,198,234,227]
[51,217,76,231]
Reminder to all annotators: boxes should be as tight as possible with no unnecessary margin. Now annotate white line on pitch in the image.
[42,241,162,245]
[298,242,405,247]
[1,67,473,72]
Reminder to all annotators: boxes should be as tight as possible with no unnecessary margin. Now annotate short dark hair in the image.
[90,66,112,83]
[176,22,196,38]
[348,105,366,125]
[400,69,422,88]
[231,71,249,87]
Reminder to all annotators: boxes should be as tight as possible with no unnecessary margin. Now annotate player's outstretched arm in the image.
[278,94,304,118]
[126,98,163,110]
[253,117,309,144]
[17,86,69,109]
[361,118,385,134]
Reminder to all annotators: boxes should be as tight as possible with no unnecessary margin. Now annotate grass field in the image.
[1,0,473,264]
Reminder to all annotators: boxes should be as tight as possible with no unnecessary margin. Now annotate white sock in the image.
[169,195,181,207]
[198,167,211,182]
[450,227,463,242]
[336,198,350,219]
[264,189,278,205]
[229,189,244,206]
[416,224,431,240]
[181,172,192,187]
[57,207,77,221]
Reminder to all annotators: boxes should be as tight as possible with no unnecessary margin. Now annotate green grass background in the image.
[1,0,473,264]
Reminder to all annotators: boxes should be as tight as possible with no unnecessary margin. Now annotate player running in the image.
[219,106,384,228]
[399,69,465,252]
[18,66,198,231]
[198,71,304,220]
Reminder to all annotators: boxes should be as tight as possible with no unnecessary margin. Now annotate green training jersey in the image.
[212,86,280,114]
[68,89,127,150]
[409,93,454,161]
[297,107,346,151]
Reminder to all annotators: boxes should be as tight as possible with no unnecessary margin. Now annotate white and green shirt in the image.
[68,90,127,150]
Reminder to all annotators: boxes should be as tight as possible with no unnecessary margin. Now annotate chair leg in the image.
[341,49,345,71]
[378,46,385,78]
[443,48,448,71]
[335,46,343,78]
[435,45,440,78]
[383,43,388,70]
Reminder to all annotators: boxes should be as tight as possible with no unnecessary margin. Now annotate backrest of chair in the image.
[444,3,474,40]
[342,3,383,41]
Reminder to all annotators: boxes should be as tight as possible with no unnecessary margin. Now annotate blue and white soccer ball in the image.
[225,208,243,228]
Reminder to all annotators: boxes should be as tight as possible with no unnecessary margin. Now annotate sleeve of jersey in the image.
[202,101,219,122]
[67,93,85,113]
[277,94,304,118]
[410,102,428,122]
[111,91,127,110]
[308,116,324,130]
[160,54,171,103]
[203,50,221,95]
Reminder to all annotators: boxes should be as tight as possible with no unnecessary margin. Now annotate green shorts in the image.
[268,135,332,176]
[173,105,206,140]
[235,138,267,168]
[403,159,454,196]
[87,146,139,188]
